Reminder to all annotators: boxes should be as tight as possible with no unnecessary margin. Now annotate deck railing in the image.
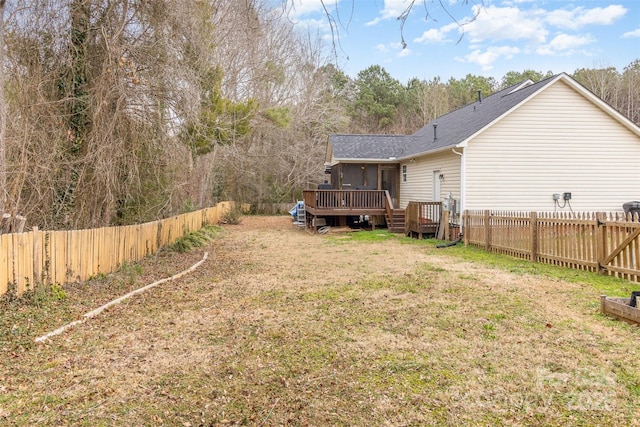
[303,190,387,211]
[405,201,442,236]
[384,190,394,226]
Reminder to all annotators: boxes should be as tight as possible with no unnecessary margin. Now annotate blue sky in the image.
[278,0,640,84]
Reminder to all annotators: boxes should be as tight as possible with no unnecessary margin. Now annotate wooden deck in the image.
[302,190,407,231]
[303,190,387,216]
[404,201,442,238]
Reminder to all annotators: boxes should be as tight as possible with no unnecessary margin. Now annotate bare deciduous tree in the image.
[0,0,6,214]
[4,0,207,228]
[0,0,635,229]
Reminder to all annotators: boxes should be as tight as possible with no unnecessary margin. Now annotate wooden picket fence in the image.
[0,202,234,296]
[464,210,640,283]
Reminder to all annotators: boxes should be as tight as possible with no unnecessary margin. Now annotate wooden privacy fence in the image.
[464,210,640,283]
[0,202,233,296]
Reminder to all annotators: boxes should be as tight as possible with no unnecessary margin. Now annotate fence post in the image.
[156,220,164,249]
[33,226,40,285]
[463,210,469,246]
[484,210,491,251]
[439,210,450,240]
[530,212,538,263]
[596,212,606,274]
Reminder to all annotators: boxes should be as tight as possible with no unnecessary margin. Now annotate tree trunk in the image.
[69,0,90,152]
[0,0,6,214]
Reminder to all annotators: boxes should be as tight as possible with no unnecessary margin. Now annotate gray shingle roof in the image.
[329,134,424,160]
[329,74,559,161]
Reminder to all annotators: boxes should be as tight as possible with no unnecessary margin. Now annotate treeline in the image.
[0,0,344,229]
[329,63,640,135]
[0,1,637,230]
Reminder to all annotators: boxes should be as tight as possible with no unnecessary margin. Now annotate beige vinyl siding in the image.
[399,150,461,209]
[465,80,640,212]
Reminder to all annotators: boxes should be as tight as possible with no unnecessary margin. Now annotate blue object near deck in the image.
[289,201,304,219]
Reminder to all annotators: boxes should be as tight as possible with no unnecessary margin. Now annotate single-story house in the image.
[324,73,640,224]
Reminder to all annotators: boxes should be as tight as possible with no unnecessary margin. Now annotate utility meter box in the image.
[443,198,458,216]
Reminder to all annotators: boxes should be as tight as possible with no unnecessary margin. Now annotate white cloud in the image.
[414,28,446,43]
[388,42,411,57]
[623,29,640,38]
[464,5,548,44]
[374,42,412,58]
[545,9,577,29]
[414,23,458,44]
[285,16,333,34]
[580,5,627,25]
[283,1,633,77]
[278,1,345,34]
[381,0,412,19]
[502,0,536,4]
[366,0,417,26]
[448,3,625,68]
[398,48,412,58]
[365,17,383,27]
[458,3,627,45]
[461,45,520,71]
[536,33,594,56]
[546,5,627,30]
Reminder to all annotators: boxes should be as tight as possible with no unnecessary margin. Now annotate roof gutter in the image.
[395,145,455,162]
[336,146,456,163]
[333,158,399,164]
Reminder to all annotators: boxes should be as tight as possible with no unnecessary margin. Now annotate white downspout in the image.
[452,148,464,215]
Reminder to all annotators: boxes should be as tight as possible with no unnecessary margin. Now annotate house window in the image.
[402,165,407,182]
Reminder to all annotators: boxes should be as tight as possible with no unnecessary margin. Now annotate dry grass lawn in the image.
[1,215,640,426]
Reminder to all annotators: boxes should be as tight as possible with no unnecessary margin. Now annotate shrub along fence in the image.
[464,210,640,283]
[0,202,233,296]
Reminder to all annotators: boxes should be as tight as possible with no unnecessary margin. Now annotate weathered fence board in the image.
[0,202,232,296]
[465,210,640,283]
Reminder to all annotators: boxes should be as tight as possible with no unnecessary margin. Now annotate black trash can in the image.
[630,291,640,307]
[623,201,640,219]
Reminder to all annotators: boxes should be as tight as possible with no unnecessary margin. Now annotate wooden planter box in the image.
[600,295,640,325]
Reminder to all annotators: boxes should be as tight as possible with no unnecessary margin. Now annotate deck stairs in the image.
[386,208,405,233]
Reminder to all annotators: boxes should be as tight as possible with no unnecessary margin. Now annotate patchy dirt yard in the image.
[2,215,640,426]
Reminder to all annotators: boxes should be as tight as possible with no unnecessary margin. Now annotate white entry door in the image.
[433,170,441,202]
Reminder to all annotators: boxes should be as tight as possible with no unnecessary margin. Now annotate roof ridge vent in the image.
[507,79,535,94]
